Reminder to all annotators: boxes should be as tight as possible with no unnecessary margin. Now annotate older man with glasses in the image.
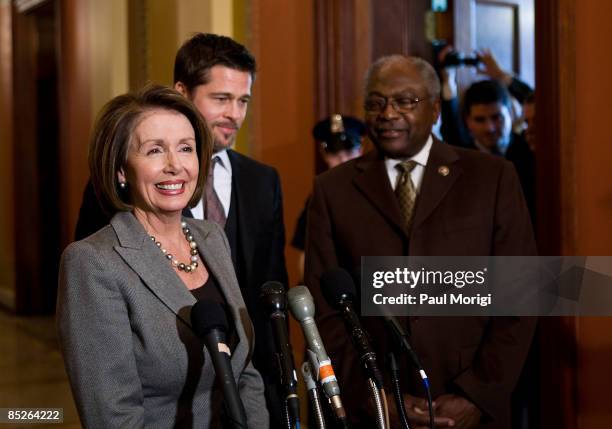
[304,55,536,429]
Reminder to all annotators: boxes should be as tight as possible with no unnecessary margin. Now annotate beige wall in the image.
[89,0,129,119]
[178,0,233,42]
[146,0,178,85]
[139,0,235,86]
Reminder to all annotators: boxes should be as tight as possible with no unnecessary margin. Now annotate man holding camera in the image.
[437,47,535,222]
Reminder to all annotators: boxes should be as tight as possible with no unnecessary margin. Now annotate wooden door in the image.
[6,0,91,314]
[12,0,61,314]
[454,0,535,89]
[313,0,433,172]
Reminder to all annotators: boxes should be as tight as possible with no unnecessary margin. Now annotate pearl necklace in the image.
[150,221,199,273]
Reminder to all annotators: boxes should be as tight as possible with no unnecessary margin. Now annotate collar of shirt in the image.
[213,149,232,176]
[385,134,433,193]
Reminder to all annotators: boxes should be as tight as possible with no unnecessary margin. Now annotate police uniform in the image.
[291,115,366,251]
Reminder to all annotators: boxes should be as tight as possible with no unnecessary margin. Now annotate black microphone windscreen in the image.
[320,268,356,307]
[259,281,287,313]
[261,280,285,296]
[191,299,228,338]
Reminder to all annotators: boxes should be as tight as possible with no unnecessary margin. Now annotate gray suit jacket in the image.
[57,211,269,428]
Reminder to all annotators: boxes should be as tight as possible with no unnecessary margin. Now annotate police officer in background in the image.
[291,114,366,280]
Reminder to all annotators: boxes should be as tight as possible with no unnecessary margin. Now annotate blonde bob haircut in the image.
[89,84,212,215]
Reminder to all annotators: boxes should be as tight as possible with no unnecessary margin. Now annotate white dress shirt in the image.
[384,135,433,193]
[190,149,232,220]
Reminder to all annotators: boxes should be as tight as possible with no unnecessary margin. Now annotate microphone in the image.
[320,268,384,389]
[259,281,300,426]
[287,286,347,421]
[191,299,247,428]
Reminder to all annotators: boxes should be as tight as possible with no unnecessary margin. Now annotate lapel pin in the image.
[438,166,450,176]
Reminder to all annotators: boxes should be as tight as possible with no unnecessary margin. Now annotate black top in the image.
[191,273,237,352]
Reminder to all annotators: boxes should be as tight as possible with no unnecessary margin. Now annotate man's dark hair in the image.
[174,33,256,91]
[462,79,511,117]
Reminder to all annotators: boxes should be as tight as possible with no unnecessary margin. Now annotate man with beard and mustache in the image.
[304,55,536,428]
[75,33,288,427]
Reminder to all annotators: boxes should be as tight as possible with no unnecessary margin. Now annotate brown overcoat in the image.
[305,138,537,428]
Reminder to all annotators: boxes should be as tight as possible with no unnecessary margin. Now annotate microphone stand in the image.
[368,378,390,429]
[260,282,301,428]
[337,299,388,429]
[274,349,298,429]
[318,269,390,429]
[301,362,326,429]
[282,400,291,429]
[383,317,434,429]
[387,352,411,429]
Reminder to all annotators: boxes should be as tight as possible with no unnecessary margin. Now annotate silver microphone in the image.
[287,286,346,420]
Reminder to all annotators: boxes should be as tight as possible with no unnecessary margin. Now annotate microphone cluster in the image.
[191,268,432,429]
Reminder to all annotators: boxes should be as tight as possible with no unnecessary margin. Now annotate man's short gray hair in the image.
[364,55,441,99]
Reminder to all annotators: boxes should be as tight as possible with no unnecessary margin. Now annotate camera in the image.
[441,50,480,68]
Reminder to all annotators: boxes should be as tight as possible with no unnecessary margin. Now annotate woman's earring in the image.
[119,181,127,189]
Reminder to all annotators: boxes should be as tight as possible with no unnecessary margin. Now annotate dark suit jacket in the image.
[74,148,288,426]
[58,211,268,428]
[74,180,111,241]
[221,150,289,416]
[439,97,536,223]
[304,139,536,428]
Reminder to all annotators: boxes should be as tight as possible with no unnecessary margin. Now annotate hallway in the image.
[0,311,79,428]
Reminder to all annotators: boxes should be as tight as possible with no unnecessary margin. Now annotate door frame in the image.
[6,0,91,313]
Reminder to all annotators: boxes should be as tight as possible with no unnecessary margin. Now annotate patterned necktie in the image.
[395,160,418,233]
[205,156,226,227]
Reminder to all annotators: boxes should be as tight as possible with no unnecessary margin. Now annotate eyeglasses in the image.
[364,96,425,114]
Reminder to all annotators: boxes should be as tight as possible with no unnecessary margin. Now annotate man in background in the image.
[438,48,535,221]
[172,37,288,428]
[291,114,365,280]
[305,55,536,428]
